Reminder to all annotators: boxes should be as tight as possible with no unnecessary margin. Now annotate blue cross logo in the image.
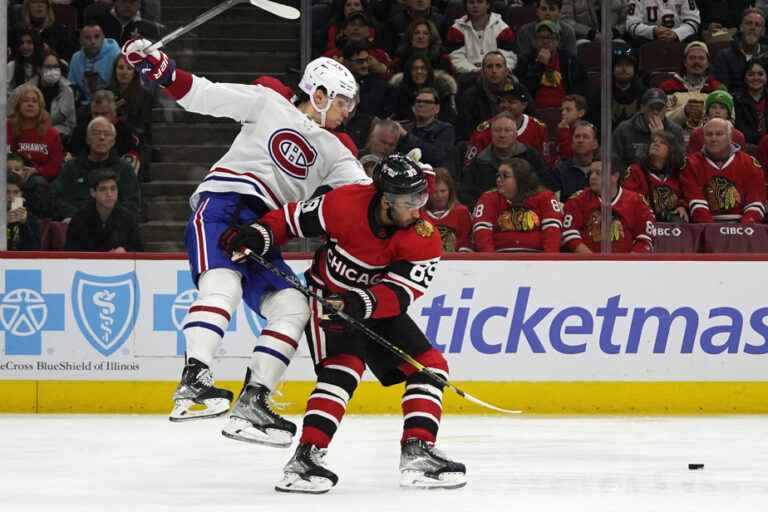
[0,269,65,355]
[154,270,237,355]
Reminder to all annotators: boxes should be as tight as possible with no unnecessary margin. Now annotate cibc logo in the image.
[653,226,682,237]
[720,226,755,236]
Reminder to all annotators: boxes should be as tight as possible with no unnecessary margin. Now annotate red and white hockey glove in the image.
[121,38,176,88]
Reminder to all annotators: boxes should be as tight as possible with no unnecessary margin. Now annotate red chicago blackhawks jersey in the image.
[680,150,767,223]
[421,203,473,252]
[562,187,655,253]
[472,189,563,252]
[623,163,685,222]
[464,114,548,166]
[260,184,442,319]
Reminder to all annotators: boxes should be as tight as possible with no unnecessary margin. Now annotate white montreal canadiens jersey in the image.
[178,75,370,210]
[626,0,700,42]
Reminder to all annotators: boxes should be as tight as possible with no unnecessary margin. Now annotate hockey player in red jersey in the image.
[421,168,472,252]
[680,118,766,223]
[562,160,656,253]
[220,154,466,493]
[473,158,563,252]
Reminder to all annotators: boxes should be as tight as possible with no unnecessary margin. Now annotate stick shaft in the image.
[240,250,520,415]
[147,0,247,52]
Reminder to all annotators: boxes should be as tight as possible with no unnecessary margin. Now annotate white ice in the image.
[1,415,767,511]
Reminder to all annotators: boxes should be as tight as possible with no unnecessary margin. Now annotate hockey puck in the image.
[688,463,704,470]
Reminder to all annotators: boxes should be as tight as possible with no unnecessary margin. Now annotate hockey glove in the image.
[320,289,372,333]
[121,38,176,88]
[219,223,274,260]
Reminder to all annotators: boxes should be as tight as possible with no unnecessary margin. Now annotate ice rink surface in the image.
[1,415,766,512]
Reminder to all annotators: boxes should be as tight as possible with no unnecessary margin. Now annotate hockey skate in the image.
[169,358,233,422]
[221,384,297,447]
[399,438,467,489]
[275,443,339,494]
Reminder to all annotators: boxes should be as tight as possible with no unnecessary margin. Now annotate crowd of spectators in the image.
[7,1,768,255]
[312,0,768,253]
[5,0,155,252]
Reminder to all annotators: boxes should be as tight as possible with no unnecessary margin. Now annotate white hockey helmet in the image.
[299,57,358,123]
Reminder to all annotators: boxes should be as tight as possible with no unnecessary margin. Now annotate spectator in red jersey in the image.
[734,58,768,146]
[555,93,587,163]
[681,117,766,223]
[389,19,453,75]
[517,20,587,110]
[623,130,689,223]
[551,120,599,202]
[561,159,655,253]
[421,167,472,252]
[472,158,563,252]
[7,83,64,182]
[459,112,552,208]
[464,85,546,167]
[325,11,392,79]
[687,90,746,155]
[326,0,374,51]
[445,0,517,79]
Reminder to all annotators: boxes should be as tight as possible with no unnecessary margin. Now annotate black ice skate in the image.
[169,358,233,422]
[399,438,467,489]
[274,443,339,494]
[221,384,297,447]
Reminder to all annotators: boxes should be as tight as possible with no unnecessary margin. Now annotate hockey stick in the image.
[237,249,521,415]
[146,0,300,53]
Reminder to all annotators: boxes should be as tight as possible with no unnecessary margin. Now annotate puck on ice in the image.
[688,463,704,470]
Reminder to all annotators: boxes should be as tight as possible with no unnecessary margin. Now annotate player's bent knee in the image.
[416,348,449,374]
[197,268,243,310]
[260,288,310,336]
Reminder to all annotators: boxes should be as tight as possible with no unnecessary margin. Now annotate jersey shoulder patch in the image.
[414,220,435,238]
[475,120,490,132]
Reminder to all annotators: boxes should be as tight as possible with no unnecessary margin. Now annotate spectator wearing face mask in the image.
[20,50,76,142]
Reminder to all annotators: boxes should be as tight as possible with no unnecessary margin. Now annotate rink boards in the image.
[0,253,767,414]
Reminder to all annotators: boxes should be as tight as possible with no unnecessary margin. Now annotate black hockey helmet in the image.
[613,45,637,67]
[372,154,427,197]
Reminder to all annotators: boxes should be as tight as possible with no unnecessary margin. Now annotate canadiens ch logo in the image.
[268,129,317,180]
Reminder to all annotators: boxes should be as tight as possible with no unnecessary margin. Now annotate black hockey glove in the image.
[219,222,273,259]
[320,290,371,333]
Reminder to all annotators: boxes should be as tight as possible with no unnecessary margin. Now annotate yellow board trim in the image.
[2,381,767,414]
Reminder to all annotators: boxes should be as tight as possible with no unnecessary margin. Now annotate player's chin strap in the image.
[234,248,521,415]
[309,88,332,128]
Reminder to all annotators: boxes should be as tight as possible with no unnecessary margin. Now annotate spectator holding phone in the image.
[6,173,41,251]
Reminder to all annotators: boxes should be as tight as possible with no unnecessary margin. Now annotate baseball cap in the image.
[535,20,561,36]
[499,83,528,102]
[642,88,667,107]
[684,41,709,56]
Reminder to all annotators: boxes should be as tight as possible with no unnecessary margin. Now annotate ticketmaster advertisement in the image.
[1,257,767,383]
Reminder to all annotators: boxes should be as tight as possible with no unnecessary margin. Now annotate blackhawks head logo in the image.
[704,176,741,213]
[497,208,540,232]
[586,211,625,243]
[651,185,678,216]
[437,225,457,252]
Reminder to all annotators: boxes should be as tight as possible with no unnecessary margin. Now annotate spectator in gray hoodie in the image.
[612,88,684,169]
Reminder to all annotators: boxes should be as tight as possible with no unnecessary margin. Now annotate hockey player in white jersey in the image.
[122,39,370,447]
[626,0,701,44]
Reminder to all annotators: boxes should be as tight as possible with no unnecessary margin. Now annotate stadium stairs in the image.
[143,0,301,252]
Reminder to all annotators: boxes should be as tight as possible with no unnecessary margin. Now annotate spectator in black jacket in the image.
[7,152,56,220]
[5,172,41,251]
[550,120,598,202]
[341,40,396,119]
[517,20,587,110]
[459,112,551,207]
[711,8,768,95]
[396,87,455,167]
[84,0,161,45]
[698,0,753,39]
[65,169,143,252]
[457,50,529,140]
[588,45,647,130]
[734,57,768,145]
[379,0,450,57]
